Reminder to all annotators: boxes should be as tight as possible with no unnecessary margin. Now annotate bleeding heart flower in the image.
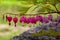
[26,17,31,24]
[7,16,12,22]
[26,17,36,27]
[7,16,12,25]
[36,15,43,23]
[31,17,36,24]
[57,16,60,23]
[20,16,27,27]
[26,17,36,24]
[26,17,32,27]
[20,16,27,23]
[13,17,18,27]
[48,14,53,21]
[43,17,49,23]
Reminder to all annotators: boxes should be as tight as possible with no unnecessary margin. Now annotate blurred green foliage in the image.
[31,29,60,37]
[0,0,60,40]
[0,0,60,15]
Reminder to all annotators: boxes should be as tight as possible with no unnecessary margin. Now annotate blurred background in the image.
[0,0,60,40]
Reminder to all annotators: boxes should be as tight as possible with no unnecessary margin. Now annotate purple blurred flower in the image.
[20,16,27,27]
[20,16,27,23]
[43,17,49,23]
[57,16,60,22]
[48,14,53,21]
[26,17,36,24]
[50,22,58,32]
[36,15,43,23]
[50,22,58,26]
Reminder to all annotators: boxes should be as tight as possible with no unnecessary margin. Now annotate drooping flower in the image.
[26,17,36,27]
[43,17,49,23]
[48,14,53,21]
[13,17,18,27]
[31,17,36,24]
[26,17,31,24]
[36,15,43,23]
[7,16,12,25]
[20,16,27,23]
[57,16,60,23]
[20,16,27,27]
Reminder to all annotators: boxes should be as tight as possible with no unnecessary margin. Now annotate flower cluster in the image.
[6,14,60,28]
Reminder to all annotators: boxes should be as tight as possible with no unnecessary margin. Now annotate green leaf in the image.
[48,0,59,5]
[49,4,56,11]
[26,5,38,14]
[56,3,60,11]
